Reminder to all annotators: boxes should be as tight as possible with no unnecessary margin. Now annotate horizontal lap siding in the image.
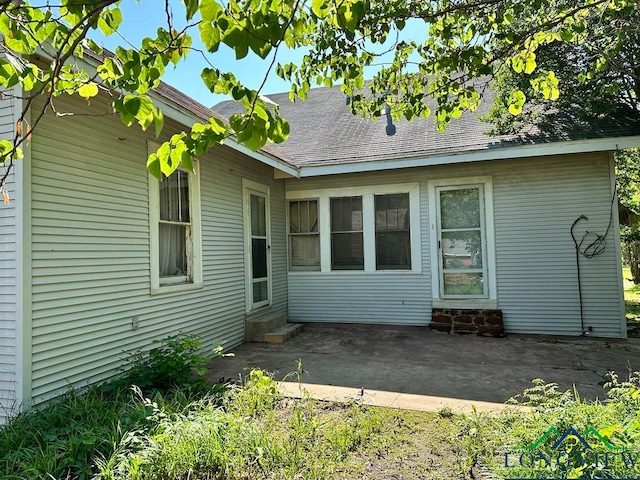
[0,91,17,422]
[29,93,286,403]
[288,173,432,325]
[286,153,624,337]
[492,155,622,337]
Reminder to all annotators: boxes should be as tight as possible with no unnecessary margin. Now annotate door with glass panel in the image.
[244,182,271,310]
[436,185,487,297]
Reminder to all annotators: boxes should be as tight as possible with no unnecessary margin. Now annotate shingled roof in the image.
[213,86,640,169]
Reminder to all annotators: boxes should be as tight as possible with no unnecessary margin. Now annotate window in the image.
[331,196,364,270]
[429,177,496,303]
[149,158,202,293]
[159,171,191,281]
[289,199,320,270]
[286,184,420,273]
[375,193,411,270]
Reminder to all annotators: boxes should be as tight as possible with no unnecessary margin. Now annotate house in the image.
[0,51,639,422]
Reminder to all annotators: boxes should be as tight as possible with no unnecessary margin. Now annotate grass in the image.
[0,369,468,480]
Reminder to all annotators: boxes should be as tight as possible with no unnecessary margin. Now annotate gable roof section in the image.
[213,86,640,177]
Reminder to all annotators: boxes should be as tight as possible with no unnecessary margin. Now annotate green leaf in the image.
[312,0,330,18]
[78,83,99,99]
[523,52,536,74]
[508,90,526,115]
[97,7,122,36]
[200,0,223,22]
[153,107,164,138]
[199,21,221,52]
[184,0,199,20]
[147,153,162,179]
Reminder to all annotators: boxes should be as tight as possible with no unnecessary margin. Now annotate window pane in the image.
[289,200,319,234]
[442,231,482,269]
[439,188,480,229]
[443,273,484,296]
[251,194,266,236]
[160,170,190,223]
[159,223,187,277]
[331,232,364,270]
[291,235,320,267]
[331,197,362,231]
[308,200,318,233]
[289,201,300,233]
[253,281,268,303]
[376,231,411,270]
[252,238,268,279]
[375,193,409,230]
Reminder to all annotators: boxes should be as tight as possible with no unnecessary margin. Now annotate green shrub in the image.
[462,374,640,479]
[109,333,221,394]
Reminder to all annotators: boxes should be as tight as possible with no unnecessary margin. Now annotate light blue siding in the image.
[29,92,287,403]
[286,153,625,337]
[0,91,18,421]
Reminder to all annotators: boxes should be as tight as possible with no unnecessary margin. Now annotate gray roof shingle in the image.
[213,86,640,168]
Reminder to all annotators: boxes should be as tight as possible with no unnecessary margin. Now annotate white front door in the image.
[243,180,271,311]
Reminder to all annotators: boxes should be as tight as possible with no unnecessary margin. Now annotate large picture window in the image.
[289,199,320,270]
[331,196,364,270]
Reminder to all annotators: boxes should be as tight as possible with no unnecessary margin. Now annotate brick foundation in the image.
[430,308,504,336]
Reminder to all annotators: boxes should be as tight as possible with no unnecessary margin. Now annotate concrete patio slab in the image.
[207,323,640,405]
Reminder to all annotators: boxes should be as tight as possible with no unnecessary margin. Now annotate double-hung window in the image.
[149,154,202,293]
[331,196,364,270]
[289,199,320,270]
[287,184,420,273]
[375,193,411,270]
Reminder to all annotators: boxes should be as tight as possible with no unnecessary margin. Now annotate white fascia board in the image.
[35,46,299,178]
[297,135,640,177]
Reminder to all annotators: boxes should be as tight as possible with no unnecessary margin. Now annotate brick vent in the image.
[431,308,504,336]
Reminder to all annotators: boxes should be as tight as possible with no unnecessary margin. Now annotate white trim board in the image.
[296,136,640,177]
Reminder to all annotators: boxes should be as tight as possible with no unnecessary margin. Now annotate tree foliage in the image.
[484,2,639,133]
[0,0,636,189]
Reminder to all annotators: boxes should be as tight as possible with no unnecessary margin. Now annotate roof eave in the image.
[296,135,640,177]
[34,46,301,178]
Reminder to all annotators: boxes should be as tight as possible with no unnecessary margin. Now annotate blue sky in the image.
[96,0,422,108]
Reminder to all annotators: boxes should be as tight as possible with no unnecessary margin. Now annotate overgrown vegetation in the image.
[463,374,640,479]
[0,334,466,479]
[6,332,639,479]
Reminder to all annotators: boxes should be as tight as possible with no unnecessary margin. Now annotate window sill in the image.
[151,282,204,296]
[288,270,422,275]
[432,298,498,310]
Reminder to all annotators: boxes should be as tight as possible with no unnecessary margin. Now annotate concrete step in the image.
[245,313,288,342]
[264,323,304,344]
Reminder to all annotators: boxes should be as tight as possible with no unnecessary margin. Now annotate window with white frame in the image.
[286,184,421,273]
[429,177,496,303]
[331,196,364,270]
[149,162,202,292]
[288,199,320,270]
[375,193,411,270]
